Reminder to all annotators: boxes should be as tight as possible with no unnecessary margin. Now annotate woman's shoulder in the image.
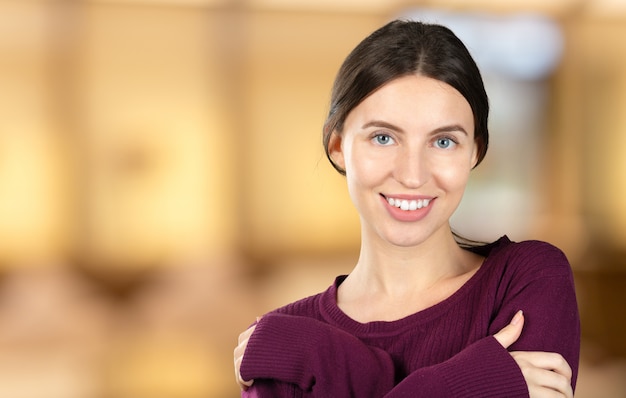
[478,236,573,279]
[269,277,341,319]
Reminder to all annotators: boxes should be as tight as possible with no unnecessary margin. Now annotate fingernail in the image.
[511,310,523,325]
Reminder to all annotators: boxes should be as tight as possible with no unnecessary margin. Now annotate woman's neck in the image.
[358,228,468,291]
[337,227,483,322]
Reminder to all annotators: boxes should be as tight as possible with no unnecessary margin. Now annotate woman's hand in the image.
[494,311,573,398]
[234,321,258,391]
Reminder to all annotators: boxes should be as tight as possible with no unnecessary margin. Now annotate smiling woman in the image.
[328,75,476,248]
[234,20,580,398]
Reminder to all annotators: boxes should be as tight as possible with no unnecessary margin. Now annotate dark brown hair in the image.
[323,20,489,175]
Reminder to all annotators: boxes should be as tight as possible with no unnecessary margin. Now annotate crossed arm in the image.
[235,311,574,398]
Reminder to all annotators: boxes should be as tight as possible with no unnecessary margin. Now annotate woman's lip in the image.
[380,195,435,222]
[380,193,434,201]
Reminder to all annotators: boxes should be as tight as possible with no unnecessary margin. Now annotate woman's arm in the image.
[235,314,573,397]
[237,313,396,397]
[488,242,581,389]
[236,314,571,398]
[386,243,580,398]
[497,312,573,398]
[385,312,572,397]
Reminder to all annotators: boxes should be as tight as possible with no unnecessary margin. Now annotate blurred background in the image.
[0,0,625,397]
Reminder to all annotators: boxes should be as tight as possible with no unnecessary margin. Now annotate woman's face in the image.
[329,74,478,248]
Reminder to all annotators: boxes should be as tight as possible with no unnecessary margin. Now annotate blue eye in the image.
[435,137,456,149]
[374,134,394,145]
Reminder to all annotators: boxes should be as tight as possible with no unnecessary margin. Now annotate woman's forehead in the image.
[345,75,474,134]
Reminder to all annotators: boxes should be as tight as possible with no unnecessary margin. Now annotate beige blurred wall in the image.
[0,1,383,271]
[2,1,625,269]
[0,1,625,397]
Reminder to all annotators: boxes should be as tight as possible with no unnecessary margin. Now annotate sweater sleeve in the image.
[240,313,396,397]
[387,241,581,397]
[384,337,529,397]
[241,315,527,398]
[487,241,581,389]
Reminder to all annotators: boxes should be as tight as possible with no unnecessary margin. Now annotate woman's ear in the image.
[328,130,345,171]
[470,141,479,169]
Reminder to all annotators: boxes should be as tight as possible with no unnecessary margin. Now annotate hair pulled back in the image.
[323,20,489,174]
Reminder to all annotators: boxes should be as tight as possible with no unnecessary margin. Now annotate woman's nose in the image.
[393,148,430,188]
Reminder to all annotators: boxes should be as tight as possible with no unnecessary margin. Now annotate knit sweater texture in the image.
[240,236,580,397]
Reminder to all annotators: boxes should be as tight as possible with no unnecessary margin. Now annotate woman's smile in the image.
[329,74,478,248]
[381,194,435,222]
[383,195,432,211]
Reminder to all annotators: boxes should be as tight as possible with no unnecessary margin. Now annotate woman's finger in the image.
[234,323,258,390]
[234,355,254,390]
[493,310,524,349]
[511,351,573,398]
[511,351,573,382]
[238,324,257,345]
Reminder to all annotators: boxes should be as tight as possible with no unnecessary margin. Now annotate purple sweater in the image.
[241,237,580,397]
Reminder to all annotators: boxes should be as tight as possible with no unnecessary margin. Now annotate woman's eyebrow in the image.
[363,120,468,136]
[432,124,469,136]
[361,120,403,131]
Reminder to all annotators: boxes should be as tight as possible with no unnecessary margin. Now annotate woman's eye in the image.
[434,137,456,149]
[374,134,394,145]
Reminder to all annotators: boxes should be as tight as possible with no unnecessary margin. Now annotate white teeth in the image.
[386,197,431,211]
